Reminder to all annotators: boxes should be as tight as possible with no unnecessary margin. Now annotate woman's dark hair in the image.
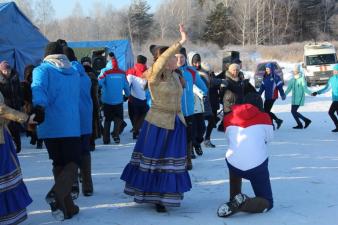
[24,64,35,83]
[153,46,169,62]
[63,46,77,62]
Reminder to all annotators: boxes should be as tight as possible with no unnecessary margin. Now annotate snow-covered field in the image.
[19,86,338,225]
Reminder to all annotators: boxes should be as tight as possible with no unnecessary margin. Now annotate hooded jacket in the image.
[224,103,273,171]
[178,56,207,117]
[98,59,130,105]
[126,63,147,100]
[32,54,81,138]
[284,70,312,106]
[71,61,93,135]
[258,63,285,100]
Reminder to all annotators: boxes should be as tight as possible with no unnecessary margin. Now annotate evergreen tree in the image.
[202,3,234,47]
[128,0,154,47]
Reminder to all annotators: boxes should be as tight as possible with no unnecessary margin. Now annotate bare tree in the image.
[34,0,55,36]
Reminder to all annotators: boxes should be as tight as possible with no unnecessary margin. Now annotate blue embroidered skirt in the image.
[121,116,192,207]
[0,128,32,225]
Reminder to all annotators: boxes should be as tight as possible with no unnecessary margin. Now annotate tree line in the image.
[4,0,338,48]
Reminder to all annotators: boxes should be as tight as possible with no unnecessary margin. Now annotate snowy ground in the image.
[19,87,338,225]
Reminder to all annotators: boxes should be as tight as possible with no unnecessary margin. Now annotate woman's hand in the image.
[179,24,188,45]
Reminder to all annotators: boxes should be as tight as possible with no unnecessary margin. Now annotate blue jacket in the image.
[179,65,207,117]
[258,74,285,100]
[72,61,93,135]
[317,75,338,101]
[32,55,81,139]
[98,59,130,105]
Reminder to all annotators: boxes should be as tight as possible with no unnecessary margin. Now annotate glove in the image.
[123,95,129,102]
[312,92,317,96]
[281,94,286,100]
[31,105,45,124]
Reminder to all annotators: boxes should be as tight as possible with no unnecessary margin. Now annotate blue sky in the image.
[51,0,162,18]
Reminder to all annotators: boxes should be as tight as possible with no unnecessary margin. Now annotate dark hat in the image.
[81,56,92,65]
[137,55,147,64]
[56,39,67,47]
[108,52,115,58]
[243,93,263,111]
[44,42,64,57]
[232,58,242,64]
[178,47,187,58]
[63,46,77,62]
[149,45,168,56]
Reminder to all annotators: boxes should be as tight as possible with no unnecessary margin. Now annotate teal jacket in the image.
[284,74,312,106]
[317,75,338,101]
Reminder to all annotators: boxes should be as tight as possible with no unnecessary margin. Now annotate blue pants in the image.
[227,159,273,209]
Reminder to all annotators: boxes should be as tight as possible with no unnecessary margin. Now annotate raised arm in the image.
[146,24,187,82]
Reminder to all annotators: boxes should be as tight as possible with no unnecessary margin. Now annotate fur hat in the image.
[44,42,63,57]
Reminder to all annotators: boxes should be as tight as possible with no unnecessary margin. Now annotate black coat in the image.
[0,71,23,110]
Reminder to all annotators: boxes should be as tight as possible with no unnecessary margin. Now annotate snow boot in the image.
[292,124,303,129]
[304,119,312,129]
[204,140,216,148]
[81,155,93,196]
[276,119,283,129]
[217,193,247,217]
[239,197,270,213]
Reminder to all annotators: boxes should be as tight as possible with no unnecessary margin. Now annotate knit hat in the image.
[44,42,63,57]
[137,55,147,64]
[243,93,264,112]
[81,56,91,65]
[178,47,187,58]
[0,61,10,71]
[63,46,77,62]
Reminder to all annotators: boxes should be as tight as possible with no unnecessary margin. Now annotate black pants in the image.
[185,116,194,144]
[45,137,82,167]
[8,122,21,153]
[205,110,218,140]
[103,103,124,141]
[291,105,309,125]
[328,101,338,126]
[192,113,206,146]
[128,96,149,134]
[264,99,279,122]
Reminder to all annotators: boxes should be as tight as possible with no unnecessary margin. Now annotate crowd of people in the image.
[0,24,338,224]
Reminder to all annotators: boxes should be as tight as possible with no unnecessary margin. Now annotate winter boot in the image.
[53,162,79,220]
[239,197,270,213]
[71,176,79,200]
[276,119,283,129]
[304,119,312,129]
[292,124,303,129]
[81,155,94,196]
[332,123,338,132]
[64,194,79,218]
[217,193,248,217]
[45,166,63,220]
[204,140,216,148]
[194,144,203,156]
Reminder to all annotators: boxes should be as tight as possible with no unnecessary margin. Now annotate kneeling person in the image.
[218,93,274,217]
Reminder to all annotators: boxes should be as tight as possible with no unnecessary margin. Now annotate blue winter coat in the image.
[98,59,130,105]
[32,55,81,139]
[72,61,93,135]
[258,73,285,100]
[179,65,208,117]
[317,75,338,101]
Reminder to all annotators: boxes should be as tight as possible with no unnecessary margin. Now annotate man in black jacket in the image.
[0,61,23,152]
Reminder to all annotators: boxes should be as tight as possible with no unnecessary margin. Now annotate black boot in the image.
[81,155,93,196]
[155,204,167,213]
[194,145,203,156]
[304,119,312,129]
[292,124,303,129]
[276,119,283,129]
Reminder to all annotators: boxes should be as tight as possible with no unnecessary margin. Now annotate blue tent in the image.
[68,40,134,71]
[0,2,48,80]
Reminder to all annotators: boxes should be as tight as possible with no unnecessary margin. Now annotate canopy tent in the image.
[0,2,48,80]
[68,40,134,71]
